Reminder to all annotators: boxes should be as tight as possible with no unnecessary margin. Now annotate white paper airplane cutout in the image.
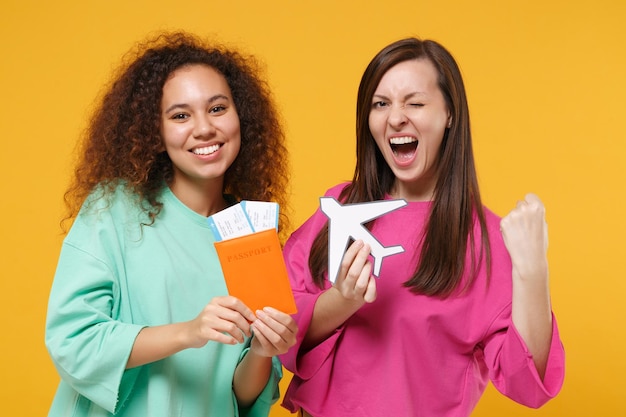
[320,197,408,283]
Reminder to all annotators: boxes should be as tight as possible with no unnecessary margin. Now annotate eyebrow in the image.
[372,91,427,101]
[163,94,231,114]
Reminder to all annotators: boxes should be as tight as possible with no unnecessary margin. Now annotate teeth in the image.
[192,144,220,155]
[389,136,417,145]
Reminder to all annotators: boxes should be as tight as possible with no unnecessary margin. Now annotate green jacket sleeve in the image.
[45,214,145,413]
[235,344,283,417]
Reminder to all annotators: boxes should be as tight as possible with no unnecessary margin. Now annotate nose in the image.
[388,105,408,129]
[192,116,215,139]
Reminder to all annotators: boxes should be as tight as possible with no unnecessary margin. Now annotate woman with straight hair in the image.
[279,38,564,417]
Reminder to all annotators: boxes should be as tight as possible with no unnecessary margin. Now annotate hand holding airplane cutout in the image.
[320,197,408,283]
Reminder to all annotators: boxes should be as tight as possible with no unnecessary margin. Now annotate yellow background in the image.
[1,0,624,415]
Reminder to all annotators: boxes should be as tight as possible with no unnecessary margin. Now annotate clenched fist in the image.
[500,193,549,282]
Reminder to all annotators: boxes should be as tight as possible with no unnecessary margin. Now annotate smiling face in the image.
[368,58,450,201]
[160,64,241,196]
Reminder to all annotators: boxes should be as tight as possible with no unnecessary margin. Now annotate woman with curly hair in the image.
[45,31,296,417]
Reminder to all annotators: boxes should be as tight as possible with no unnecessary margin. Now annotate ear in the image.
[446,113,452,128]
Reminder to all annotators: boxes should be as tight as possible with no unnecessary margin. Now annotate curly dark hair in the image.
[63,31,290,237]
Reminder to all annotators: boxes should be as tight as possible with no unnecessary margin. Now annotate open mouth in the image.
[191,144,221,155]
[390,136,418,161]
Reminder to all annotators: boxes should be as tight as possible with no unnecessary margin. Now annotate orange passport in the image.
[214,228,297,314]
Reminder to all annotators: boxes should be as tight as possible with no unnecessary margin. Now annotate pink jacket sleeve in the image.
[483,309,565,408]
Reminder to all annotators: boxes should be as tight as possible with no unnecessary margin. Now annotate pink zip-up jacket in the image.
[280,183,565,417]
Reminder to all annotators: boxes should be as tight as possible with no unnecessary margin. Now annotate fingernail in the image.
[256,309,266,319]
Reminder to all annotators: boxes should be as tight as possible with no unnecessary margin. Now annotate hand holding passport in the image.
[208,202,297,314]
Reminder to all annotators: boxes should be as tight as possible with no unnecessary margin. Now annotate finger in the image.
[251,318,285,351]
[258,307,298,334]
[344,239,365,258]
[206,316,248,343]
[195,312,245,345]
[255,309,281,330]
[354,258,372,287]
[208,329,241,345]
[220,312,252,339]
[512,194,545,217]
[213,296,256,323]
[345,243,372,283]
[337,240,365,284]
[255,309,292,345]
[345,258,372,300]
[250,323,275,354]
[206,301,252,339]
[363,275,377,303]
[524,193,542,206]
[256,309,297,350]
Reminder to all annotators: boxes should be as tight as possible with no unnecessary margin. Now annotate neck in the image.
[391,180,435,202]
[169,177,227,217]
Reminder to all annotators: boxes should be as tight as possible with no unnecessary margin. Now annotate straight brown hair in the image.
[309,38,491,297]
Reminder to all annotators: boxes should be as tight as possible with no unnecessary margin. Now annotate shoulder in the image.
[324,182,351,198]
[81,182,136,211]
[70,183,156,236]
[285,182,349,248]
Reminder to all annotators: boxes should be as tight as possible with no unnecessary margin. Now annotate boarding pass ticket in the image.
[208,201,279,241]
